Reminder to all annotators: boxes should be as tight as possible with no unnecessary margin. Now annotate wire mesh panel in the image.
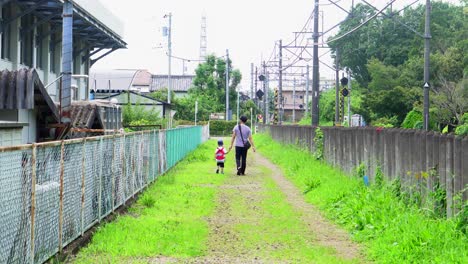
[159,131,167,174]
[83,139,101,231]
[124,135,135,200]
[0,147,33,264]
[135,133,145,193]
[100,138,114,219]
[142,133,151,185]
[33,144,61,264]
[148,131,159,182]
[113,136,125,209]
[61,141,85,247]
[1,126,206,264]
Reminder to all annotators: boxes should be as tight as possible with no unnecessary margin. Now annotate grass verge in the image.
[74,140,227,263]
[254,134,468,263]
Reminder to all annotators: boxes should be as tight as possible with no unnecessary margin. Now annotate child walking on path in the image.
[215,140,228,174]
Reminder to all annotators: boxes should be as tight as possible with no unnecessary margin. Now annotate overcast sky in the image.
[92,0,461,92]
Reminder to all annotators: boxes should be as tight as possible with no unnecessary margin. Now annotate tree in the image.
[174,54,243,121]
[431,78,468,129]
[150,88,176,103]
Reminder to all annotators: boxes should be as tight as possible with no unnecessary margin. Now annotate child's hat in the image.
[218,140,223,145]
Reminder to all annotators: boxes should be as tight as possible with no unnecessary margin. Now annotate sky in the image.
[92,0,461,92]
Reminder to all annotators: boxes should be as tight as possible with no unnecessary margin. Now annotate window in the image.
[50,34,56,73]
[1,4,11,60]
[20,15,34,67]
[36,25,43,69]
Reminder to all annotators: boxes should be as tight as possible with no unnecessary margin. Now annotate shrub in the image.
[455,113,468,136]
[140,194,156,208]
[312,127,324,160]
[402,109,422,129]
[209,120,252,136]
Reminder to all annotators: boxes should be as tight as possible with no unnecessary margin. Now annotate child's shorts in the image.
[217,162,224,168]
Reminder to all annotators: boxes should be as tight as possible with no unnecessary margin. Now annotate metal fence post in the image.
[58,141,65,252]
[80,139,86,236]
[146,132,150,185]
[98,138,103,221]
[111,134,116,212]
[30,144,37,264]
[122,134,127,203]
[132,136,136,198]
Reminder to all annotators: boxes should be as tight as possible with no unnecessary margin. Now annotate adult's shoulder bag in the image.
[238,125,251,150]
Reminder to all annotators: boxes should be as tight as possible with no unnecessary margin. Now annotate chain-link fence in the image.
[0,125,208,264]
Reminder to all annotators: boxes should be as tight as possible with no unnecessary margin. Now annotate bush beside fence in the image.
[260,125,467,217]
[0,126,208,264]
[209,120,251,136]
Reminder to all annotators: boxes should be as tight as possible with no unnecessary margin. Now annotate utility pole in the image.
[167,13,172,104]
[263,61,267,125]
[341,73,345,124]
[250,63,254,100]
[255,66,258,108]
[278,39,283,124]
[305,64,310,115]
[195,100,198,126]
[335,49,340,125]
[293,78,296,123]
[266,71,270,124]
[165,13,173,128]
[237,87,240,121]
[225,49,230,121]
[311,0,320,126]
[423,0,431,131]
[347,69,352,126]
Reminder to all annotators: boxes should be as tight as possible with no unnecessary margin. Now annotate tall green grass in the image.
[74,140,228,263]
[254,134,468,263]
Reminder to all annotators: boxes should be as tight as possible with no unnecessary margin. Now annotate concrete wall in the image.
[0,128,23,146]
[260,125,468,217]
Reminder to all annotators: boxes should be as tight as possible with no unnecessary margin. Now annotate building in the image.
[151,74,195,98]
[100,91,169,118]
[0,0,126,146]
[90,69,153,97]
[282,87,307,122]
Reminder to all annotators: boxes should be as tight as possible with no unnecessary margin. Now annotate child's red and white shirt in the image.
[215,147,227,162]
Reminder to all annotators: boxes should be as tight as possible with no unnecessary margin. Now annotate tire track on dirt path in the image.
[190,154,273,264]
[252,151,366,262]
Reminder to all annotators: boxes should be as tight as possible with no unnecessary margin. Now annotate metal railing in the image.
[0,125,208,264]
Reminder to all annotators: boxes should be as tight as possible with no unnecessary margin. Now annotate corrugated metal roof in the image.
[89,69,151,92]
[151,75,195,92]
[0,69,60,123]
[12,0,126,49]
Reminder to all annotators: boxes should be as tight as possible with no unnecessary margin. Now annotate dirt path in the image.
[182,150,365,264]
[253,151,364,261]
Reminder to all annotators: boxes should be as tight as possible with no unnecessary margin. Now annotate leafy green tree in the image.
[431,78,468,129]
[150,88,176,103]
[174,54,243,121]
[122,102,163,130]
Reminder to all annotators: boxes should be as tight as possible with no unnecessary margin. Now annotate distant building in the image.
[0,0,126,146]
[151,75,195,98]
[282,87,307,122]
[100,91,169,118]
[90,69,153,98]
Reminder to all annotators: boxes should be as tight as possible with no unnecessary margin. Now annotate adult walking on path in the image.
[229,116,256,175]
